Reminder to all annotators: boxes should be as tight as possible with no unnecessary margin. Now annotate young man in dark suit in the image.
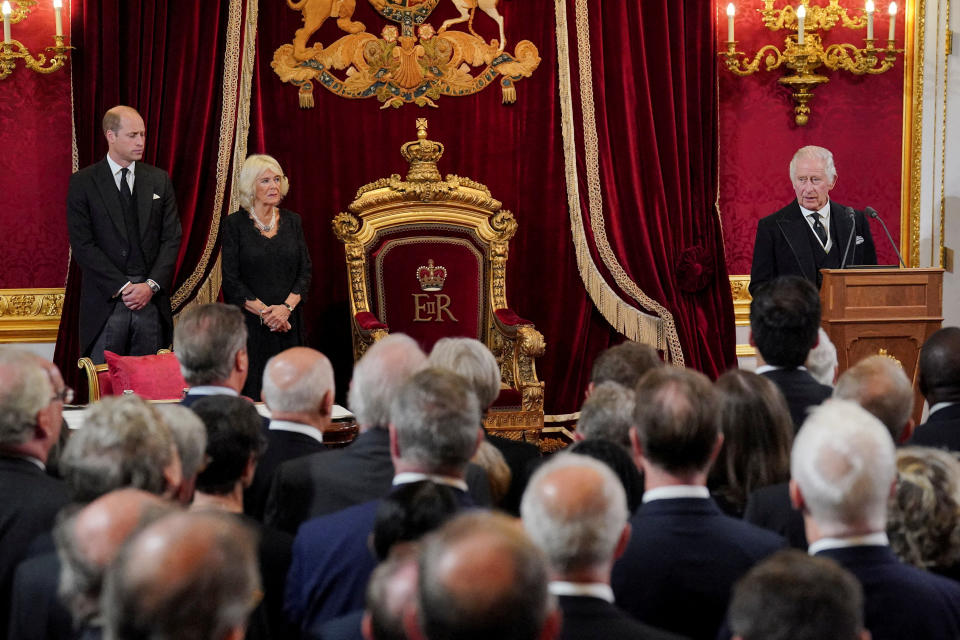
[67,105,182,363]
[750,145,876,295]
[908,326,960,450]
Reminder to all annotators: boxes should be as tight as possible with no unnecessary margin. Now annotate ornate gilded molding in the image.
[904,0,924,267]
[0,288,64,343]
[729,275,752,327]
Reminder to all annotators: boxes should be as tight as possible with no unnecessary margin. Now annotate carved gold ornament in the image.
[272,0,540,108]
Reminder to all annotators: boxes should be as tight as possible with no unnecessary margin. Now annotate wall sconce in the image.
[1,0,70,80]
[719,0,903,125]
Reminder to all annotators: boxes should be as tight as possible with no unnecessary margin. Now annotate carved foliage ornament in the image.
[272,0,540,108]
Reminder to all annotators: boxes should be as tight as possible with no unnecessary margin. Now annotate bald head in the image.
[919,327,960,404]
[55,489,176,626]
[263,347,335,426]
[418,512,556,640]
[349,334,426,429]
[521,454,629,576]
[834,355,914,441]
[103,511,260,640]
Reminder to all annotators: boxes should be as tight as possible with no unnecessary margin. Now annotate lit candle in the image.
[865,0,874,40]
[53,0,62,37]
[727,3,735,42]
[2,2,10,44]
[888,2,897,41]
[797,4,806,45]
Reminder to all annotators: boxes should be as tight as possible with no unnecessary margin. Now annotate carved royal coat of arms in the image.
[271,0,541,108]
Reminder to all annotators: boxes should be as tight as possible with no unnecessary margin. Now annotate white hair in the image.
[805,328,838,386]
[0,347,53,446]
[236,154,289,211]
[791,399,896,536]
[155,404,208,481]
[348,334,426,428]
[789,145,837,183]
[576,382,636,447]
[428,337,501,409]
[521,453,628,573]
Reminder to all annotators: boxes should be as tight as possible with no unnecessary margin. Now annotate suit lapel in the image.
[93,159,128,241]
[776,203,816,283]
[134,165,152,242]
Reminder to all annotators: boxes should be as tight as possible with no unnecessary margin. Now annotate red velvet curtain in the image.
[54,1,235,397]
[249,0,735,412]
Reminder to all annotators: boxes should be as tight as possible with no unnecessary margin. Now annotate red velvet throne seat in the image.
[333,119,545,443]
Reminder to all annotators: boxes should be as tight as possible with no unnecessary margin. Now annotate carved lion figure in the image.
[288,0,366,60]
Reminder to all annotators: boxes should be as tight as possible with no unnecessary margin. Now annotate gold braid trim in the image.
[555,0,684,364]
[937,0,947,267]
[907,0,924,268]
[170,0,245,311]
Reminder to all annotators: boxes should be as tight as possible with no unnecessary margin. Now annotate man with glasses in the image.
[0,347,71,634]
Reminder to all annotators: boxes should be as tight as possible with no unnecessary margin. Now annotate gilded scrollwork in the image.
[0,288,65,344]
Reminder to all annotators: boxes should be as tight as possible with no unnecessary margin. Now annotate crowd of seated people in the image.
[4,278,960,640]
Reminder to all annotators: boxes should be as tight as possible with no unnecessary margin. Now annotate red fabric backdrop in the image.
[718,0,905,275]
[0,2,72,288]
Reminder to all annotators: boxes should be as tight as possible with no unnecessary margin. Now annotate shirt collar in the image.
[755,364,808,375]
[186,386,239,397]
[268,419,323,444]
[548,581,615,603]
[392,472,468,492]
[808,532,889,556]
[1,453,46,471]
[929,401,958,417]
[642,485,710,503]
[106,154,135,179]
[799,200,831,219]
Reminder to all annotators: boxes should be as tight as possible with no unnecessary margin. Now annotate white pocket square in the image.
[153,193,160,200]
[855,235,864,245]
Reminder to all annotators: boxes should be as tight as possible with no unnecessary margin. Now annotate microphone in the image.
[840,206,857,270]
[865,206,906,267]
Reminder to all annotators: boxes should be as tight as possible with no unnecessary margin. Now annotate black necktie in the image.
[812,214,827,246]
[120,168,133,208]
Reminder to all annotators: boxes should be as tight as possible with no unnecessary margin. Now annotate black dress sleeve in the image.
[221,210,258,304]
[288,212,312,297]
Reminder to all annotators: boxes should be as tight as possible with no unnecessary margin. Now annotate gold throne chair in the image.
[333,119,545,443]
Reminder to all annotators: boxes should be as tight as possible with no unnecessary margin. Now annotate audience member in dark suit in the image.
[750,275,831,431]
[611,368,785,640]
[522,454,683,640]
[792,399,960,639]
[888,446,960,582]
[154,403,209,506]
[189,395,294,640]
[727,549,869,640]
[746,355,918,550]
[908,327,960,450]
[101,511,260,640]
[52,489,177,640]
[285,368,484,633]
[428,336,541,514]
[9,394,183,640]
[67,105,182,362]
[708,370,793,518]
[749,145,876,294]
[576,381,636,450]
[410,512,561,640]
[175,303,255,405]
[265,334,489,534]
[245,346,336,520]
[0,348,71,636]
[568,438,644,514]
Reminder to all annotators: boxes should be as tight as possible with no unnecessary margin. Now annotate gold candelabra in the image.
[719,0,903,125]
[1,0,71,80]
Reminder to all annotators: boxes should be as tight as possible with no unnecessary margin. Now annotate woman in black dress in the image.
[222,154,312,399]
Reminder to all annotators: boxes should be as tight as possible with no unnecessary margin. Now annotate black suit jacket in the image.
[0,456,70,636]
[750,199,877,295]
[907,404,960,451]
[743,481,807,549]
[610,497,785,640]
[485,433,540,515]
[556,595,684,640]
[816,545,960,640]
[759,368,832,432]
[7,551,73,640]
[245,427,327,521]
[265,427,491,534]
[67,158,182,355]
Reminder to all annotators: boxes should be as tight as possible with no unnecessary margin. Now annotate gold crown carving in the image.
[401,118,444,183]
[417,259,447,292]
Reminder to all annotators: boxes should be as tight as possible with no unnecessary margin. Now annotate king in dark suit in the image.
[750,145,876,295]
[67,105,182,362]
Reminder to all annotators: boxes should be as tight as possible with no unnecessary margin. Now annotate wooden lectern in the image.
[820,268,944,425]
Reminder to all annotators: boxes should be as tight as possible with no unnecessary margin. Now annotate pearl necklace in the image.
[251,207,277,233]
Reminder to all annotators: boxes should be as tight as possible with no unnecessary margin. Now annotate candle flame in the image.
[865,0,874,12]
[888,2,897,15]
[796,4,806,18]
[53,0,62,7]
[727,3,735,17]
[1,2,10,17]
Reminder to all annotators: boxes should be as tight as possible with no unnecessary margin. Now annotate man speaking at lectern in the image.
[750,146,876,295]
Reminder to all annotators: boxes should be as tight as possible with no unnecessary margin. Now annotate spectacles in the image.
[51,386,74,404]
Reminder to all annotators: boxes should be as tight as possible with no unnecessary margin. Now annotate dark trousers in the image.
[88,295,162,364]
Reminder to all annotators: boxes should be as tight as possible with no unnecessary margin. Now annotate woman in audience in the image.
[888,446,960,581]
[709,369,793,517]
[222,154,312,399]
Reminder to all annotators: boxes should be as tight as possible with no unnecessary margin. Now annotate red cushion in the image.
[96,369,115,397]
[494,308,532,326]
[491,388,523,409]
[103,351,187,401]
[355,311,388,331]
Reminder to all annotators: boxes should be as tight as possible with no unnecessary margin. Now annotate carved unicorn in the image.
[439,0,506,52]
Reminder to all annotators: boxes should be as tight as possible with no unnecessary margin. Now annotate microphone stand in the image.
[840,207,857,270]
[865,206,906,268]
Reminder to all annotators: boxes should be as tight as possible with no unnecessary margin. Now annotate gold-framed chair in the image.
[333,119,546,444]
[78,348,178,403]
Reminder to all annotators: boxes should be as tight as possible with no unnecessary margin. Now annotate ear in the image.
[319,389,334,418]
[162,445,184,500]
[221,625,245,640]
[402,604,427,640]
[828,172,838,190]
[899,418,916,444]
[628,427,644,471]
[612,522,632,561]
[789,478,806,512]
[361,612,374,640]
[539,607,562,640]
[708,432,725,465]
[389,423,401,460]
[889,477,898,499]
[572,431,585,442]
[235,348,248,375]
[472,427,484,458]
[241,453,258,488]
[748,330,755,347]
[584,381,595,399]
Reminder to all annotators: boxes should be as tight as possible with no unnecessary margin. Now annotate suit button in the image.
[121,250,128,257]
